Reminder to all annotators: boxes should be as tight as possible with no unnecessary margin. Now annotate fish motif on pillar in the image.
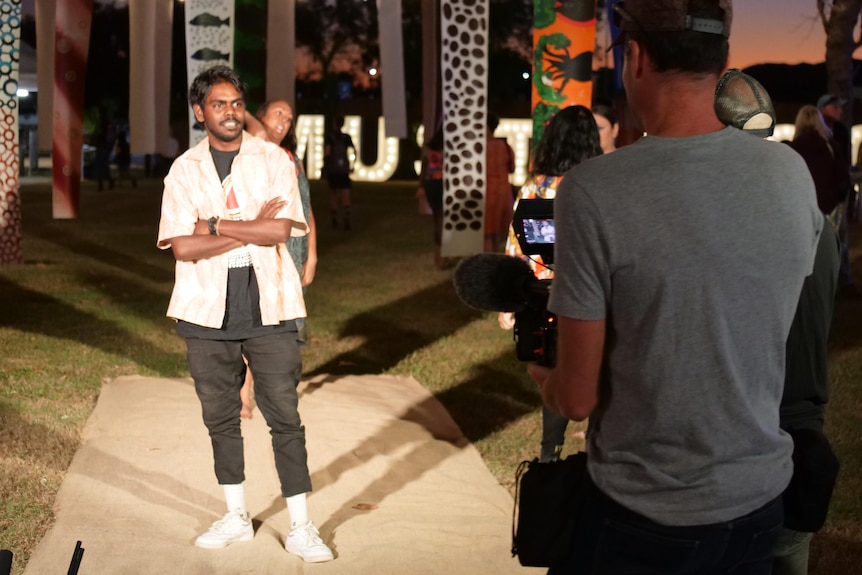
[185,0,235,148]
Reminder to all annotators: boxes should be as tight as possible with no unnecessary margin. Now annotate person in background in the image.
[322,115,356,231]
[94,116,116,191]
[114,129,137,189]
[716,67,841,575]
[498,105,603,463]
[417,127,447,269]
[785,105,849,219]
[591,101,619,154]
[818,94,858,298]
[156,65,333,563]
[240,99,318,419]
[484,112,515,252]
[529,1,823,573]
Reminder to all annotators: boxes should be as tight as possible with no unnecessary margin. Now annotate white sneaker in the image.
[194,510,254,549]
[284,520,334,562]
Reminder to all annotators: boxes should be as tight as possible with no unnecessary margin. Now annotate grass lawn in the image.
[1,175,861,573]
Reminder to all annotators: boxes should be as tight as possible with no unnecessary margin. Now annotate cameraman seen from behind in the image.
[499,105,603,463]
[528,1,823,573]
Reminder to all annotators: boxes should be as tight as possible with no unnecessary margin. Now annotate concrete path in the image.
[24,374,539,575]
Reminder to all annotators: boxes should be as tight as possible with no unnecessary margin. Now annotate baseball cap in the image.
[817,94,846,109]
[609,0,732,49]
[714,68,776,138]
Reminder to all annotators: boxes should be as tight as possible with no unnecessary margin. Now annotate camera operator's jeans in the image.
[549,474,783,575]
[772,528,813,575]
[186,333,312,498]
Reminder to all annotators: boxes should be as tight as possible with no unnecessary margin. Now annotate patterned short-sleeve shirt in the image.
[157,133,307,328]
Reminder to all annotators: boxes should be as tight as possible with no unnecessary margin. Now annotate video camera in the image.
[453,198,557,366]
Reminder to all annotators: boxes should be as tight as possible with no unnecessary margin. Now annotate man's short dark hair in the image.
[628,0,729,75]
[188,65,248,109]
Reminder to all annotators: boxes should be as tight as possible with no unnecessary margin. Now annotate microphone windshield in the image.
[453,253,534,312]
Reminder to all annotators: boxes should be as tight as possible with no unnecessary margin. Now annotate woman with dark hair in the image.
[248,100,316,288]
[240,99,317,420]
[591,102,619,154]
[500,104,603,463]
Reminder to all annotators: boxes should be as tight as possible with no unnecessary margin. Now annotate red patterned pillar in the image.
[36,0,55,154]
[52,0,92,219]
[0,0,23,264]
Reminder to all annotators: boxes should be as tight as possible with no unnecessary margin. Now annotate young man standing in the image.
[529,1,823,573]
[157,65,333,563]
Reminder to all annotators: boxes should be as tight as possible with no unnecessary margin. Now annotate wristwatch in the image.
[207,216,219,236]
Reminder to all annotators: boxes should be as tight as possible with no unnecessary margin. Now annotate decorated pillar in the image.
[378,0,406,139]
[265,0,295,105]
[35,0,54,154]
[52,0,92,219]
[532,0,596,150]
[0,0,22,264]
[420,0,440,144]
[185,0,235,148]
[128,0,173,156]
[439,0,488,257]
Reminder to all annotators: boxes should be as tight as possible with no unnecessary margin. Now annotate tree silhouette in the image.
[818,0,862,126]
[295,0,379,107]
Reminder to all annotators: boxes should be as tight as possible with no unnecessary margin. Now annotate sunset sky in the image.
[729,1,828,69]
[19,0,839,72]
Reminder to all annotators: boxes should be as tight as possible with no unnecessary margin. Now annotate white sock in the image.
[223,483,247,517]
[286,493,308,527]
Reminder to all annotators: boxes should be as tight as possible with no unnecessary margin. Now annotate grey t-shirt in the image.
[549,127,823,526]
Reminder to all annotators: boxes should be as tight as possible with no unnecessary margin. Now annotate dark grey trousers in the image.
[185,332,312,497]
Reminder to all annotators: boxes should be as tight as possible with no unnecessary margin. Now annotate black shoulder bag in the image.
[511,451,588,567]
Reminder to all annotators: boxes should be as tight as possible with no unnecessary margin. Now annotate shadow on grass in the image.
[0,404,79,473]
[434,354,540,443]
[0,277,185,375]
[305,275,541,445]
[810,529,862,573]
[26,220,174,285]
[306,277,481,377]
[829,295,862,352]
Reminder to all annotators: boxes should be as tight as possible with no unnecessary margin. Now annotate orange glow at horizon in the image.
[729,1,827,70]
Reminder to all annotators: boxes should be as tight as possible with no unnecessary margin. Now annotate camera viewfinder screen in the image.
[523,218,555,244]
